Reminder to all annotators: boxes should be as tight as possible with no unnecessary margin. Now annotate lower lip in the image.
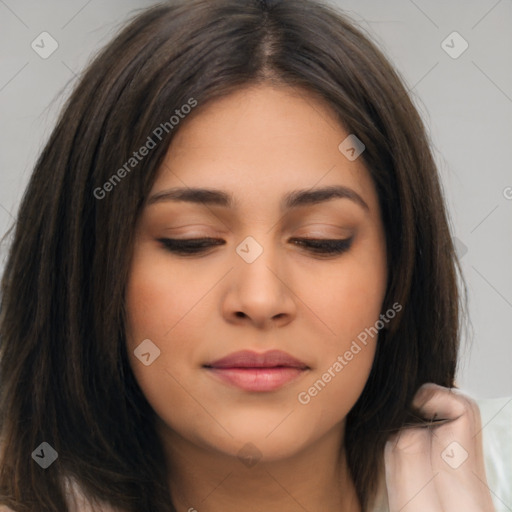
[206,367,307,392]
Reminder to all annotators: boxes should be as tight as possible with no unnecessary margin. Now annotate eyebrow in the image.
[146,185,369,212]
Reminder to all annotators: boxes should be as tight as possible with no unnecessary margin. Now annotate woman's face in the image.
[125,84,388,462]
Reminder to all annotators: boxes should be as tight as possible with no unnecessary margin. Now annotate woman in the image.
[0,0,506,510]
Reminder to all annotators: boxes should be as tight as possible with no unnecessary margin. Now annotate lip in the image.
[203,350,309,392]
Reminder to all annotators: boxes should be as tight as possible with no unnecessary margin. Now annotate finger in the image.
[384,428,442,512]
[412,383,472,422]
[413,384,495,511]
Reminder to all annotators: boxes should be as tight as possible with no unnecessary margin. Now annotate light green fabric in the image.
[479,396,512,512]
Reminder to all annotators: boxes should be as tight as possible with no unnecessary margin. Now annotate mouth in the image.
[203,350,310,392]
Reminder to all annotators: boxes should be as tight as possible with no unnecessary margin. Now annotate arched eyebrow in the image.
[146,185,369,212]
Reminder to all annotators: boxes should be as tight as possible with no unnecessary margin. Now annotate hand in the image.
[384,383,495,511]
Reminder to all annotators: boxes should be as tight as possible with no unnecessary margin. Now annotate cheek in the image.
[299,358,376,441]
[125,250,205,350]
[297,253,387,344]
[294,271,382,427]
[125,267,175,346]
[123,225,387,452]
[124,256,207,431]
[124,252,196,398]
[292,242,386,418]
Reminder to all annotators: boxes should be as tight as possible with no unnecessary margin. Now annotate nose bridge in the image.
[223,233,296,326]
[235,233,283,296]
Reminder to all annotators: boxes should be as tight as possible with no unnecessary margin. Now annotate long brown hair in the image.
[0,0,463,510]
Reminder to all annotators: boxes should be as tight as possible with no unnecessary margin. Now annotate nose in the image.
[221,240,297,330]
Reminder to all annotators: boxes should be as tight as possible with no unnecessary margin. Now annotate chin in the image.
[187,414,320,462]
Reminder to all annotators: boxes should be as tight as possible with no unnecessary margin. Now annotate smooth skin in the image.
[385,383,495,511]
[125,83,383,511]
[124,85,495,512]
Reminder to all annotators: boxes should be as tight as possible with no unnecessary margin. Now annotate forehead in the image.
[152,84,377,212]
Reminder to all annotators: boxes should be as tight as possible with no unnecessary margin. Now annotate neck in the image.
[159,422,361,512]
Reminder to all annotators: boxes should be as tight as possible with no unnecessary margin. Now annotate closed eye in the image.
[157,237,353,257]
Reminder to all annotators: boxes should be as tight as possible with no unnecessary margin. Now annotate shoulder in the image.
[0,475,123,512]
[64,476,124,512]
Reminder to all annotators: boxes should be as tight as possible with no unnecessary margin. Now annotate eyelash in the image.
[157,237,353,256]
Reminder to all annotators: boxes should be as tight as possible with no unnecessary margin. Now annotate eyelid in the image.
[292,222,354,236]
[157,236,353,257]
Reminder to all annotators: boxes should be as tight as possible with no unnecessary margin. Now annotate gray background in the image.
[0,0,511,398]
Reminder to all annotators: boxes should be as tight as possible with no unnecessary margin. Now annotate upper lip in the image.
[204,350,309,369]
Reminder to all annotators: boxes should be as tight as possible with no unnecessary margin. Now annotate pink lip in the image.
[204,350,309,392]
